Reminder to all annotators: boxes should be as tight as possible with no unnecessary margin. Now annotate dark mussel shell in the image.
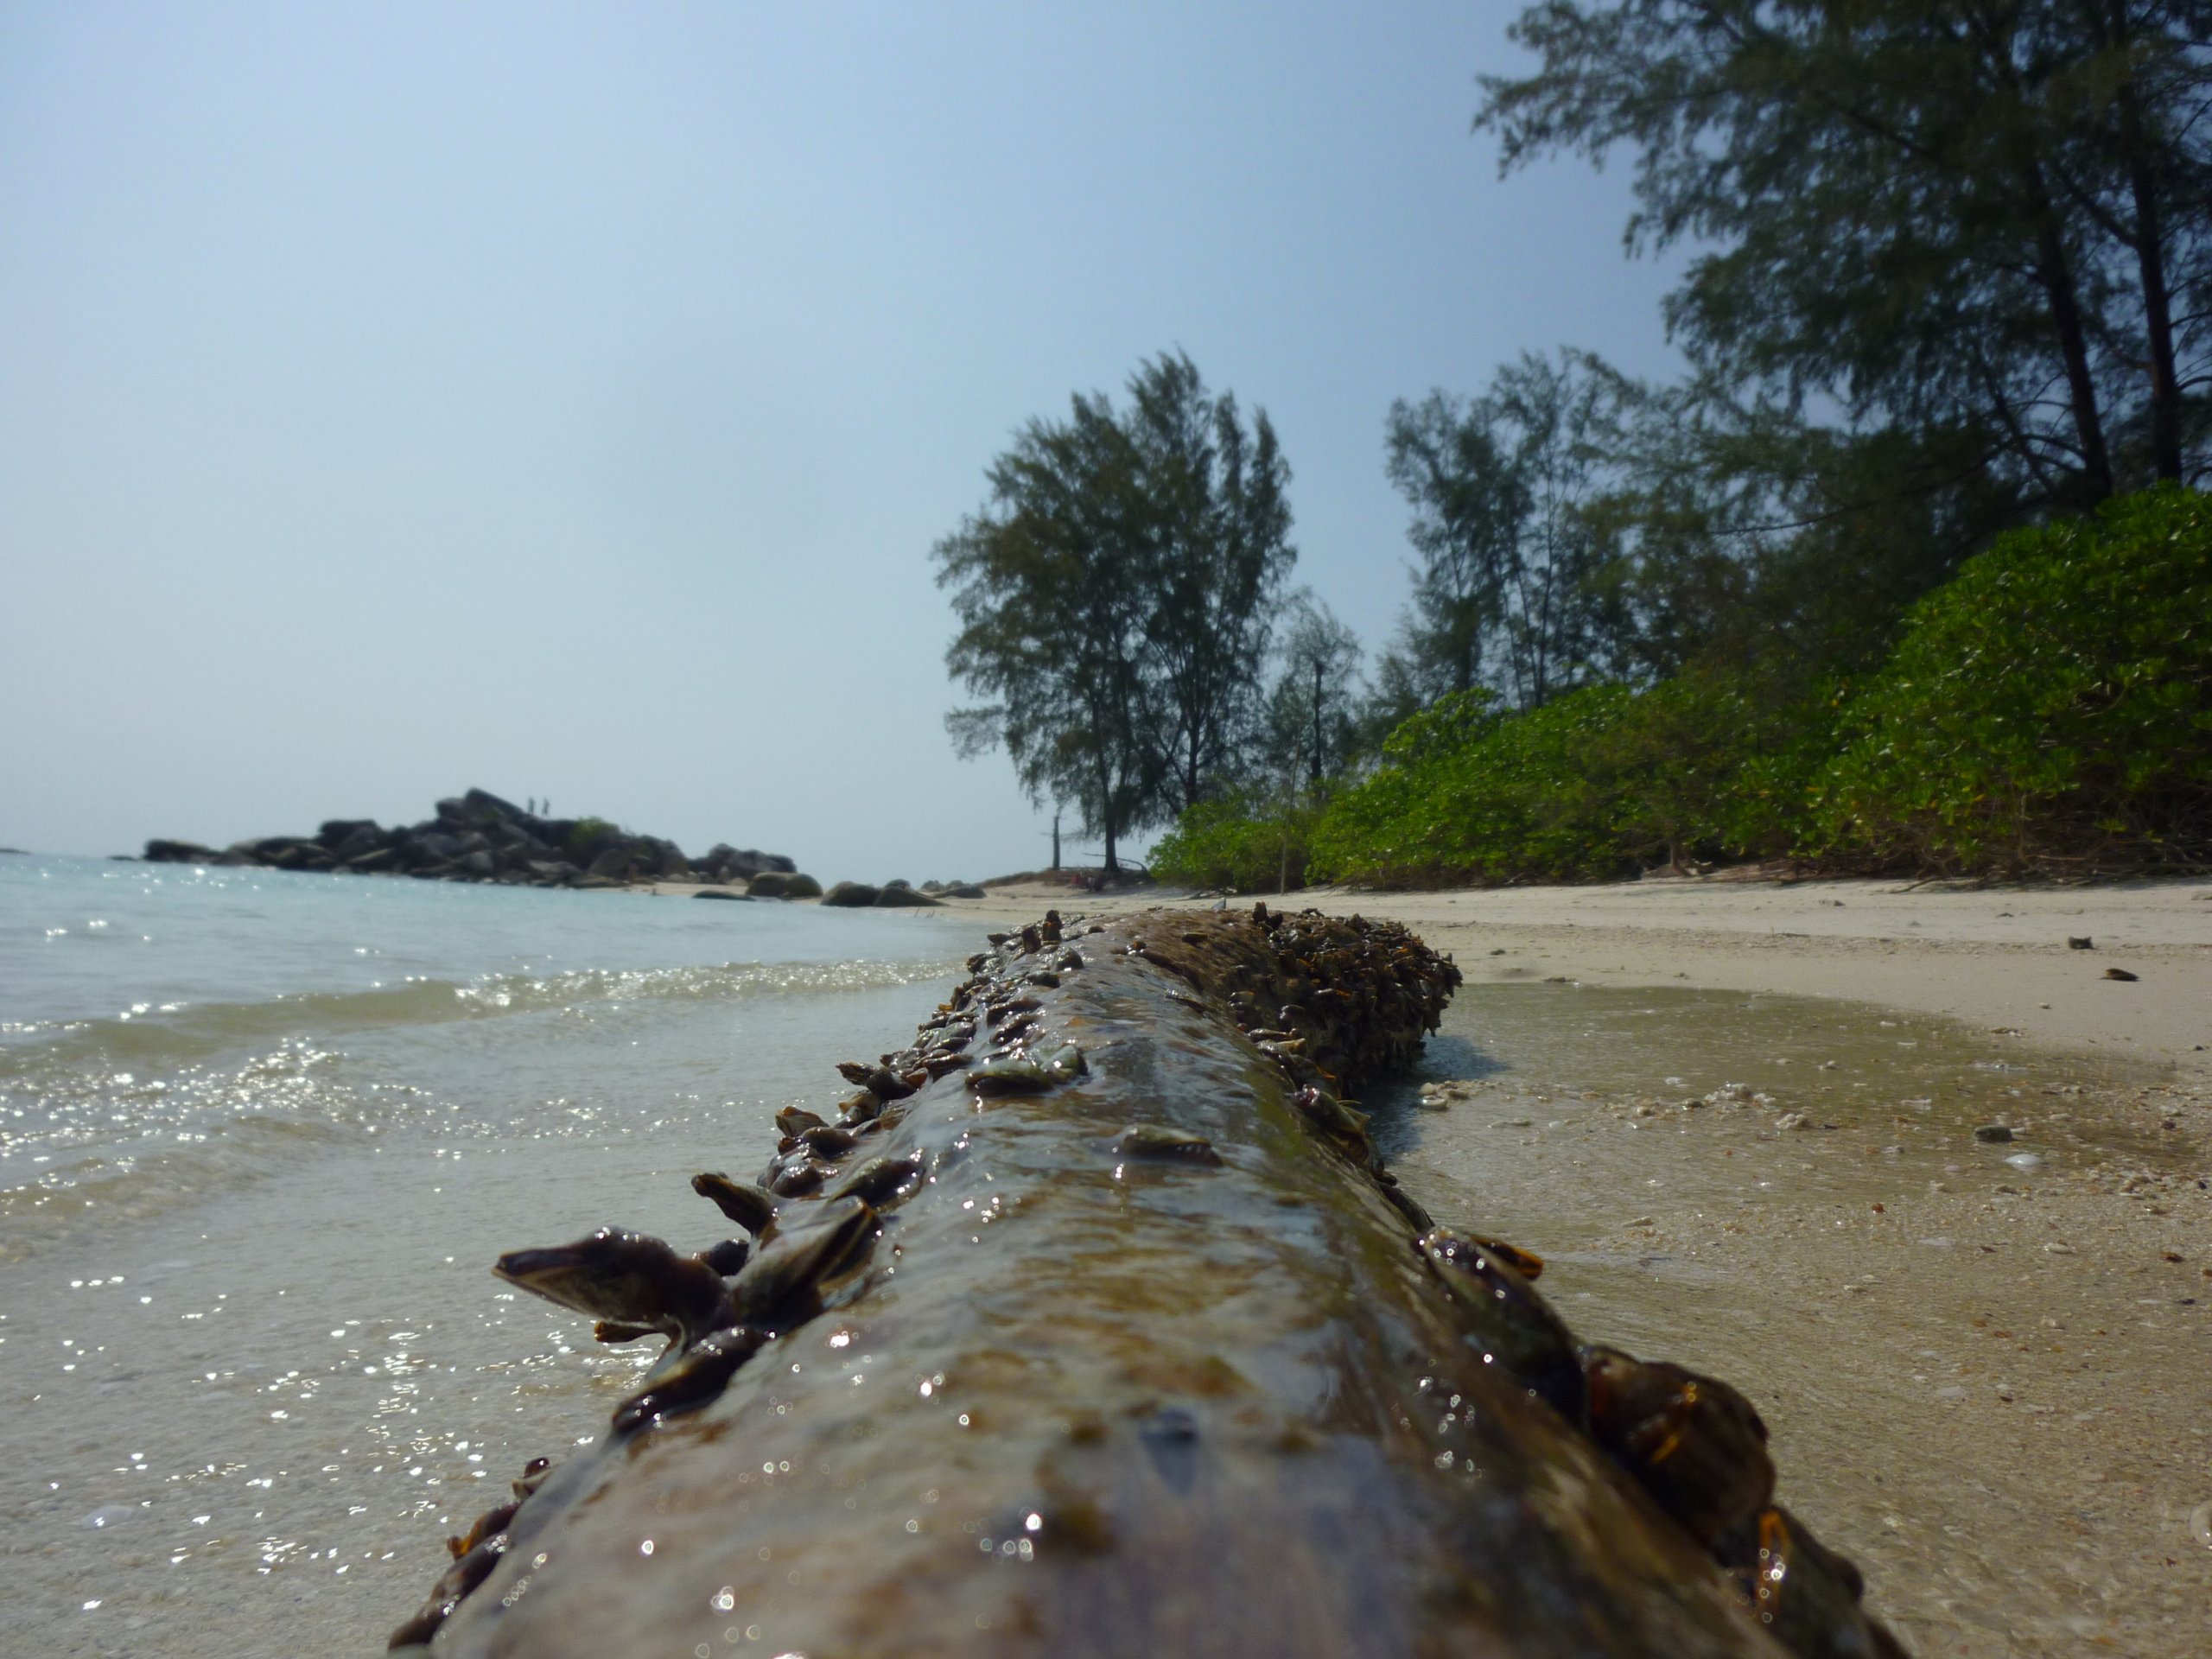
[387,1531,508,1649]
[773,1106,826,1137]
[1418,1230,1586,1421]
[1718,1507,1903,1659]
[446,1497,518,1559]
[828,1153,926,1209]
[690,1171,776,1236]
[696,1237,751,1276]
[612,1325,768,1438]
[1583,1345,1775,1546]
[729,1197,879,1324]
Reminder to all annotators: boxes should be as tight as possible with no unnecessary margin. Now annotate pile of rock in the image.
[141,789,804,893]
[817,879,986,908]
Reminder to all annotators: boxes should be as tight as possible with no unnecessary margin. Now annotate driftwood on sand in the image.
[395,906,1903,1658]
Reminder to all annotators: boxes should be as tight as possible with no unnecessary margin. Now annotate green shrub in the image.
[1304,666,1840,887]
[1593,664,1839,866]
[1151,794,1319,892]
[1806,487,2212,874]
[1309,685,1640,885]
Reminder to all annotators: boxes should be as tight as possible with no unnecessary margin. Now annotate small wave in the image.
[451,957,960,1013]
[0,1113,359,1264]
[0,957,960,1084]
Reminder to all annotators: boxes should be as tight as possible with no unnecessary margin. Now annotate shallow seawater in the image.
[0,855,976,1656]
[1379,982,2210,1658]
[1375,982,2171,1254]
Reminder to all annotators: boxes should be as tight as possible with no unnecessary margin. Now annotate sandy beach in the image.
[644,871,2212,1655]
[948,873,2212,1081]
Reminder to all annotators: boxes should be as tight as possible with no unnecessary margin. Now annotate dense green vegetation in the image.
[1147,795,1323,893]
[1153,490,2210,887]
[940,3,2211,884]
[1805,488,2212,875]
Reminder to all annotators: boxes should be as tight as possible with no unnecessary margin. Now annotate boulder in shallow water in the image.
[747,871,822,899]
[820,880,880,907]
[693,889,752,901]
[874,882,940,907]
[143,839,219,863]
[701,844,795,880]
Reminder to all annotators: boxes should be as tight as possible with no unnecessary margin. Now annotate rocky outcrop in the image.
[141,789,795,893]
[818,880,880,908]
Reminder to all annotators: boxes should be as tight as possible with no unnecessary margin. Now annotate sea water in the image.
[0,855,977,1656]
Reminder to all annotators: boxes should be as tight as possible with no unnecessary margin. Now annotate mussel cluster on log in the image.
[394,906,1904,1657]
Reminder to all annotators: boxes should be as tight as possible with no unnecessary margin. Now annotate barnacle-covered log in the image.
[398,907,1901,1658]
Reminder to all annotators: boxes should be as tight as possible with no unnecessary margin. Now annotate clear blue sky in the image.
[1,1,1681,880]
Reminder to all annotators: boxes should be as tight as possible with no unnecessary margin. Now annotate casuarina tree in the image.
[935,353,1298,869]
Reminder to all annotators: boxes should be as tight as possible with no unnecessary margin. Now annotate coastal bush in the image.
[1149,794,1319,892]
[1593,664,1840,867]
[1805,487,2212,874]
[1307,686,1641,885]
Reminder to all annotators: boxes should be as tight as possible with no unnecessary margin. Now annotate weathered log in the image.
[398,906,1901,1657]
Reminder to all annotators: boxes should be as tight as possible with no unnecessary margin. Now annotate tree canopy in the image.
[933,353,1296,869]
[1479,0,2212,507]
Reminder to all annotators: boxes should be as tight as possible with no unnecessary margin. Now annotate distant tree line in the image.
[939,0,2212,882]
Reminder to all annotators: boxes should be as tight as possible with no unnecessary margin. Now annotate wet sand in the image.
[890,874,2212,1656]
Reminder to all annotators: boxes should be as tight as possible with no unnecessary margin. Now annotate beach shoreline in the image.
[650,870,2212,1079]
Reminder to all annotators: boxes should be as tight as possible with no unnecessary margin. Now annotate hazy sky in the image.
[2,2,1681,880]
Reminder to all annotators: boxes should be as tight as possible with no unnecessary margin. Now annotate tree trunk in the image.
[410,912,1901,1659]
[2028,180,2115,499]
[1310,658,1325,789]
[2128,158,2183,481]
[2106,5,2186,482]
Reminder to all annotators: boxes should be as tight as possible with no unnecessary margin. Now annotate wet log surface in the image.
[401,907,1902,1657]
